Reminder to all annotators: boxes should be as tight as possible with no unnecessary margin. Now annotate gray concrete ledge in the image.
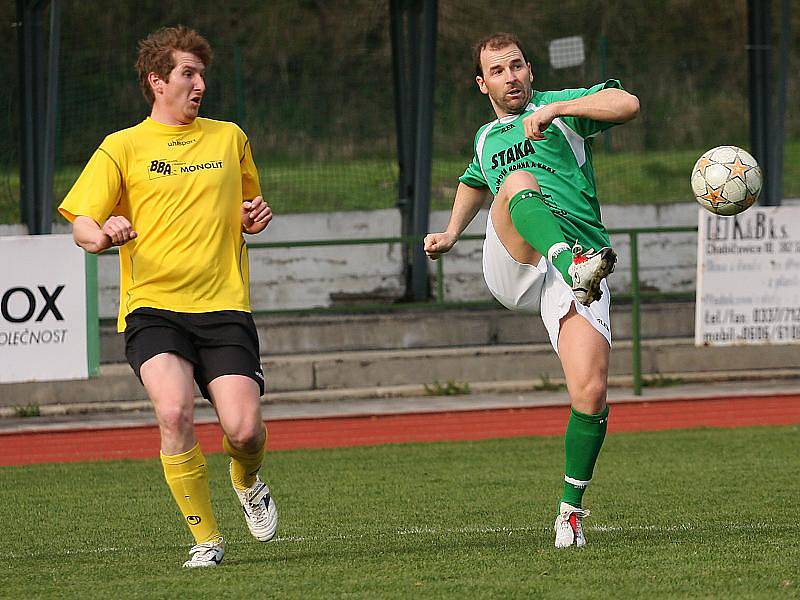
[2,372,799,434]
[2,335,799,414]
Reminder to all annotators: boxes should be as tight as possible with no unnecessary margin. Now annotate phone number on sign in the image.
[752,308,800,323]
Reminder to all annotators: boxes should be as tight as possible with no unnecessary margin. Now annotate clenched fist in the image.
[102,216,137,247]
[423,231,458,260]
[241,196,273,234]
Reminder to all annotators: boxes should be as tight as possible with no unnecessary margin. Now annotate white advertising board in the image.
[0,234,89,382]
[695,206,800,346]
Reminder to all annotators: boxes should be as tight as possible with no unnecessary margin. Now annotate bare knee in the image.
[225,423,265,452]
[156,402,194,438]
[570,378,608,414]
[497,170,541,203]
[489,171,545,265]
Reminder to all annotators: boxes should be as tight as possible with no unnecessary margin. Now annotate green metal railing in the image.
[448,226,699,394]
[91,225,699,394]
[84,252,100,377]
[609,225,698,395]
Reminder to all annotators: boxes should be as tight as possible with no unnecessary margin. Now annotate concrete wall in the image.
[3,199,797,318]
[428,203,700,303]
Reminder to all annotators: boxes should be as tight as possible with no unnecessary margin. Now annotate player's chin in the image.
[504,98,527,114]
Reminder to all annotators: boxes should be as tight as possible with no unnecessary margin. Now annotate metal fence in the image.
[89,224,699,395]
[2,0,798,224]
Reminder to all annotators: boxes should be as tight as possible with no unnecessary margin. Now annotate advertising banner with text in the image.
[695,206,800,346]
[0,235,88,382]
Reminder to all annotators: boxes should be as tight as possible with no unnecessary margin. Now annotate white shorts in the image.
[482,212,612,354]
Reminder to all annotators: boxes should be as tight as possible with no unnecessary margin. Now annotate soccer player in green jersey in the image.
[425,32,639,548]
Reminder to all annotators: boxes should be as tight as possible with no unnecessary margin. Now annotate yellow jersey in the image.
[59,117,262,332]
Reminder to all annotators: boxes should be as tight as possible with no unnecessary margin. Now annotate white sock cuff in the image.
[548,242,571,263]
[564,475,591,489]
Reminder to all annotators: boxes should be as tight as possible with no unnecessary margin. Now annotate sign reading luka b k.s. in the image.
[696,206,800,346]
[0,235,89,383]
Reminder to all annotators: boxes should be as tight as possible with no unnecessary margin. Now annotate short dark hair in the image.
[135,25,213,105]
[472,32,530,78]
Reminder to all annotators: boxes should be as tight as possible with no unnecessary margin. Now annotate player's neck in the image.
[149,105,196,127]
[490,89,532,119]
[490,101,527,120]
[493,106,524,120]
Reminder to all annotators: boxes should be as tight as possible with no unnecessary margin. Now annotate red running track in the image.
[1,394,799,466]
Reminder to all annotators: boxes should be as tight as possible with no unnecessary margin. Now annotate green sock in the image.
[561,405,610,508]
[508,189,572,284]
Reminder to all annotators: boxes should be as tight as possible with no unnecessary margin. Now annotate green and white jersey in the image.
[460,79,623,253]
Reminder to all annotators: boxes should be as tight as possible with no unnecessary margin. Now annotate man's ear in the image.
[148,72,163,96]
[476,75,488,95]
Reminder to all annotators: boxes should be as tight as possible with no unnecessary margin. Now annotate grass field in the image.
[2,141,798,224]
[2,425,798,598]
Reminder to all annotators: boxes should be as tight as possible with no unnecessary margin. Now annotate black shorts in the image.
[124,307,265,400]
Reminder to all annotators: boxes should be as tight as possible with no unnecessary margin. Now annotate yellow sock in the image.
[223,427,266,491]
[160,443,222,544]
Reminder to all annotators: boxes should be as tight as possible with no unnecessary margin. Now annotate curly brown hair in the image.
[135,25,213,105]
[472,32,530,78]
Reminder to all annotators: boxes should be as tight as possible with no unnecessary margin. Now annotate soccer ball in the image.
[691,145,762,216]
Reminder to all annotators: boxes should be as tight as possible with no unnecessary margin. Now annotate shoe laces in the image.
[560,502,590,519]
[244,482,269,515]
[188,540,222,560]
[571,241,591,264]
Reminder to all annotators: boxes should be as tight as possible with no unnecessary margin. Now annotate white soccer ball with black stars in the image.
[691,145,762,216]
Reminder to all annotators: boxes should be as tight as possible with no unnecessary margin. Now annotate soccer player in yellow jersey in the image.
[59,26,277,568]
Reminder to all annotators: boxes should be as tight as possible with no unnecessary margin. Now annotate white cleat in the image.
[568,244,617,306]
[183,538,225,568]
[232,467,278,542]
[554,502,590,549]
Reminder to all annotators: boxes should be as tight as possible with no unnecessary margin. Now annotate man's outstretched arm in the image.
[424,182,488,259]
[524,88,640,140]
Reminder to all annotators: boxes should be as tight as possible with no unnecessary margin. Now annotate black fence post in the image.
[747,0,776,206]
[16,0,59,234]
[770,0,789,206]
[18,0,37,231]
[409,0,436,301]
[391,0,437,302]
[40,0,60,234]
[390,0,417,298]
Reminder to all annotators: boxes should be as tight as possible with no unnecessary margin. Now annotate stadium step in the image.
[97,302,697,363]
[1,337,799,415]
